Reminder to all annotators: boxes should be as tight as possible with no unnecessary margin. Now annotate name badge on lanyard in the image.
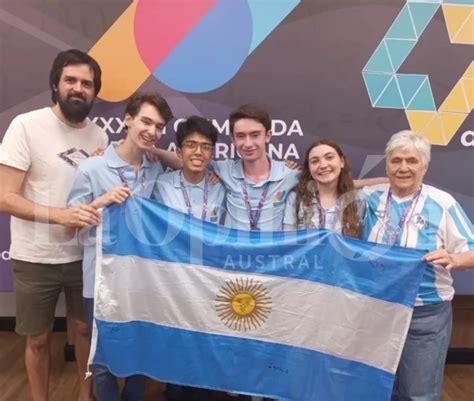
[180,171,209,220]
[384,186,422,245]
[118,168,147,195]
[240,181,270,231]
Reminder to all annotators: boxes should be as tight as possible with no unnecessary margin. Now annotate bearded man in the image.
[0,49,108,401]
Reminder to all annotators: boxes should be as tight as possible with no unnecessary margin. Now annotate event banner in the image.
[0,0,473,292]
[90,196,427,401]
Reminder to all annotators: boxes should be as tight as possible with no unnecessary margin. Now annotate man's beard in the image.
[57,93,94,124]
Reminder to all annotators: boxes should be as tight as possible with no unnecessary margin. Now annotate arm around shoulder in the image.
[150,148,182,170]
[354,176,388,189]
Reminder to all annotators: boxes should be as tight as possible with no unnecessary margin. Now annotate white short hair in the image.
[385,130,431,166]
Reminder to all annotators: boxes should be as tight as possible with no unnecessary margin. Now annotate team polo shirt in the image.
[362,183,474,306]
[67,143,164,298]
[283,191,343,232]
[152,169,226,224]
[211,159,300,231]
[283,190,366,232]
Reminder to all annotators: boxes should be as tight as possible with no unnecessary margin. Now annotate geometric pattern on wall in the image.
[362,0,473,145]
[89,0,300,100]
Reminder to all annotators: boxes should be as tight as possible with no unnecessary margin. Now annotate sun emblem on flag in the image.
[215,277,272,332]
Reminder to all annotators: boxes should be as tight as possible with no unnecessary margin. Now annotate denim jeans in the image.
[84,297,146,401]
[391,301,452,401]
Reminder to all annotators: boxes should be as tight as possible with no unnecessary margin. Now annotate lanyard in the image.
[117,168,146,194]
[384,185,422,245]
[240,181,270,230]
[179,170,209,220]
[314,191,340,230]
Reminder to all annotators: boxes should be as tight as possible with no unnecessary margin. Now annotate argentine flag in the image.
[89,196,426,401]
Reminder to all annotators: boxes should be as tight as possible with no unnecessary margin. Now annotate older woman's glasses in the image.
[182,141,213,152]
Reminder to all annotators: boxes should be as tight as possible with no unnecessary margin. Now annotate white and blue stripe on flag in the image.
[89,196,426,401]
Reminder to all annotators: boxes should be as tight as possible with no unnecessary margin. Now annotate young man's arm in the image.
[354,177,388,189]
[283,158,386,189]
[0,164,100,227]
[149,148,183,170]
[90,187,132,209]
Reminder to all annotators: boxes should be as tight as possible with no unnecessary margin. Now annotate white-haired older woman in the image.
[361,130,474,401]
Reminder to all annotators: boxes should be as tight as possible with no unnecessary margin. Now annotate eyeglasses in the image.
[182,141,213,152]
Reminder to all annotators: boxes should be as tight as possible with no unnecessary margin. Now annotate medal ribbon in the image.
[384,185,422,245]
[118,168,146,194]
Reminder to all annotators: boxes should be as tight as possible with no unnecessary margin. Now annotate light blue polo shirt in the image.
[283,191,343,232]
[67,143,164,298]
[211,159,300,231]
[283,190,366,233]
[152,169,226,224]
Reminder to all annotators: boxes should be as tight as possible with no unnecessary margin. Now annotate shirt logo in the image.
[273,191,287,206]
[412,213,428,230]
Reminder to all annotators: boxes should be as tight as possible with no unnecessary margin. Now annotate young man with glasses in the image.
[152,115,231,401]
[153,115,226,225]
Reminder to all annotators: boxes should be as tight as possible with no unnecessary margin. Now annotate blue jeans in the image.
[84,297,146,401]
[391,301,452,401]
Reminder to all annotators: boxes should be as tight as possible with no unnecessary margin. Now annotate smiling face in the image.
[231,118,271,163]
[56,64,96,123]
[307,144,345,188]
[124,102,165,151]
[387,147,428,197]
[177,132,213,176]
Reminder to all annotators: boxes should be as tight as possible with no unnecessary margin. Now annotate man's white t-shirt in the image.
[0,107,108,264]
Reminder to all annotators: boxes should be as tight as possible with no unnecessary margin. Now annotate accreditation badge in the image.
[58,147,90,167]
[412,213,428,230]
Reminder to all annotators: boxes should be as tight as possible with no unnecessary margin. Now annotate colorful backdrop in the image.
[0,0,473,295]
